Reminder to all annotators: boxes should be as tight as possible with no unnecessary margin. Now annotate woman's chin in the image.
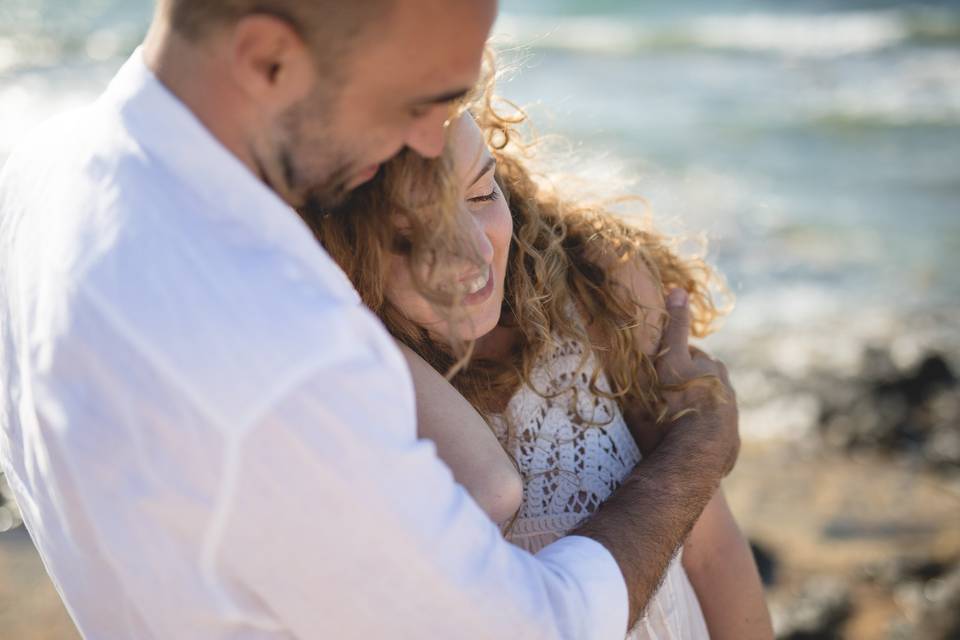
[449,309,500,343]
[422,313,497,346]
[418,287,505,345]
[454,320,497,343]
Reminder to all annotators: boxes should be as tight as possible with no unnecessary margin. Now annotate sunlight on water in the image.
[0,0,957,404]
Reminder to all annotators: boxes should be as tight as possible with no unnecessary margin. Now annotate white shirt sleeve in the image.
[207,331,629,639]
[0,48,630,635]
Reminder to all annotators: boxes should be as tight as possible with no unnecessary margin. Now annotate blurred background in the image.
[1,0,958,638]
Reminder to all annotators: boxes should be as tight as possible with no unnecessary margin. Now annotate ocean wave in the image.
[494,8,960,58]
[0,29,141,76]
[685,12,909,58]
[798,48,960,127]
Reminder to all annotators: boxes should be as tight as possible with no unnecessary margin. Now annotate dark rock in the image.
[822,517,935,540]
[908,353,955,385]
[919,563,960,640]
[861,554,951,587]
[819,392,910,451]
[814,349,959,474]
[859,345,900,384]
[923,391,960,468]
[878,354,957,407]
[750,539,778,587]
[859,555,960,640]
[774,576,852,640]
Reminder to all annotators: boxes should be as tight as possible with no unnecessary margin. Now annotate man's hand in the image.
[573,287,742,628]
[655,288,740,476]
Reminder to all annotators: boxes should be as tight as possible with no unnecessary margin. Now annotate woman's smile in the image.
[461,264,494,305]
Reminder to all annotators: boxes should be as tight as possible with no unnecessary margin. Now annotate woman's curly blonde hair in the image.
[308,50,730,428]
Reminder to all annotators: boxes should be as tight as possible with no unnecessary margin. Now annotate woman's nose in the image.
[467,213,495,265]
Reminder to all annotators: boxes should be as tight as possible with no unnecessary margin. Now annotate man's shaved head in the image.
[162,0,392,63]
[147,0,497,211]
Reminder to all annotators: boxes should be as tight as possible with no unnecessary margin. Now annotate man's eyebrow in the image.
[411,87,471,107]
[470,157,496,187]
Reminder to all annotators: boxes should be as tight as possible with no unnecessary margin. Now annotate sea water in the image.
[1,0,958,358]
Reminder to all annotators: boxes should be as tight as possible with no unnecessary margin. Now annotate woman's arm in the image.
[588,255,668,453]
[397,342,523,526]
[600,256,772,636]
[682,488,774,640]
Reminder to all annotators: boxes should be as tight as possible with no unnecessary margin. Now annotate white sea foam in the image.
[493,14,649,55]
[0,37,18,74]
[495,9,939,59]
[804,49,960,126]
[84,29,127,62]
[686,11,908,58]
[0,34,62,74]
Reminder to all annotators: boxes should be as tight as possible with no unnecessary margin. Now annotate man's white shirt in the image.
[0,49,629,639]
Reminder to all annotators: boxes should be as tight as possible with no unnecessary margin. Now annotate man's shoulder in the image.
[2,97,137,185]
[0,96,172,331]
[2,102,404,434]
[0,96,159,254]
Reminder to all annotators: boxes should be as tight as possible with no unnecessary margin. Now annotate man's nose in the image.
[404,105,449,159]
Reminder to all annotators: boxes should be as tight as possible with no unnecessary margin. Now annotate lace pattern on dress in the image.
[491,336,642,548]
[489,332,711,639]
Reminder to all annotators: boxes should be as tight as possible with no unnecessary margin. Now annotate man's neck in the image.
[143,19,258,178]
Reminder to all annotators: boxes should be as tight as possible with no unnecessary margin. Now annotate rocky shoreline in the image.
[718,321,960,639]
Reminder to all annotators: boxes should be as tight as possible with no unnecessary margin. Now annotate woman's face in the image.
[384,113,512,342]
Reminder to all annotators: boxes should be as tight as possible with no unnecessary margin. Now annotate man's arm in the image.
[210,305,630,639]
[574,289,740,627]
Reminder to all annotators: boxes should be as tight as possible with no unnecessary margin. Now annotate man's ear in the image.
[229,14,315,112]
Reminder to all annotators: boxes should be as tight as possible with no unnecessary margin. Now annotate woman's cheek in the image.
[385,257,432,325]
[493,202,513,271]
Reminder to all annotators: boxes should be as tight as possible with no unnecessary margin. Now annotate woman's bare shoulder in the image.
[396,342,523,526]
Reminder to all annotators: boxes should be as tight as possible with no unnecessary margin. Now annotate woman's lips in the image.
[462,265,494,306]
[435,265,494,305]
[460,264,491,294]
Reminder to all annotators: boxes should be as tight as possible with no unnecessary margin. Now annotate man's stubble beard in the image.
[279,89,356,214]
[293,151,353,211]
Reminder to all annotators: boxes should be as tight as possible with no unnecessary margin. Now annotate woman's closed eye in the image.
[469,186,500,203]
[466,157,498,206]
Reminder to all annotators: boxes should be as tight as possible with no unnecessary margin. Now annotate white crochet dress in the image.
[490,337,710,639]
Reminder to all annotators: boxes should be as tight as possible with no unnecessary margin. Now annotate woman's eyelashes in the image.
[468,183,501,204]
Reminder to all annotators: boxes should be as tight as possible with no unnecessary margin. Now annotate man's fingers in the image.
[689,348,734,397]
[657,289,692,373]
